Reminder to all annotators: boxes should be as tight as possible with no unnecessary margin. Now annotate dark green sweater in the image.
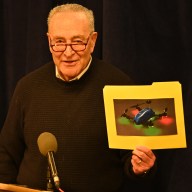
[0,58,142,191]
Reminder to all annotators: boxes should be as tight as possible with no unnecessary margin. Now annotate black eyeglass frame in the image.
[49,33,93,52]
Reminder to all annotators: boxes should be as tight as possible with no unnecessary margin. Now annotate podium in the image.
[0,183,48,192]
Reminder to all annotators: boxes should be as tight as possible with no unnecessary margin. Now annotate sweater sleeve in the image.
[0,82,25,183]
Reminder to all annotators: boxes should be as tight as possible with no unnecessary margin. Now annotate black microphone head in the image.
[37,132,58,156]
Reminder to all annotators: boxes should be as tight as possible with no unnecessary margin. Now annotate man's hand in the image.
[131,146,156,175]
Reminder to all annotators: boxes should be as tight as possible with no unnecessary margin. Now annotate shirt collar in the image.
[56,56,92,82]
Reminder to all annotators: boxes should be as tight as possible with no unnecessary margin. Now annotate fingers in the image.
[131,146,156,175]
[132,146,156,163]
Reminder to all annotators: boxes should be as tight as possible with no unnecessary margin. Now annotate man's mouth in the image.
[62,60,77,66]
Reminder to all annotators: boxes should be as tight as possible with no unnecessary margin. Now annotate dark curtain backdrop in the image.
[0,0,192,192]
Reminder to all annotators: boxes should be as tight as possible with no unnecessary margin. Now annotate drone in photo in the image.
[120,100,168,127]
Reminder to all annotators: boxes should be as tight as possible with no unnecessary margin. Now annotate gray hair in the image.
[47,3,95,32]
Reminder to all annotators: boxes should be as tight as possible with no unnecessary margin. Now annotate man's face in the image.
[47,11,97,81]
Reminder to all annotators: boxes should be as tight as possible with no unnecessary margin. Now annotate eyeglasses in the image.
[50,33,92,52]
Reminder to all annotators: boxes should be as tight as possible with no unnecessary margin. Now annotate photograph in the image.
[114,98,177,136]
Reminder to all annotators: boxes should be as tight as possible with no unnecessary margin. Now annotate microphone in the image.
[37,132,60,189]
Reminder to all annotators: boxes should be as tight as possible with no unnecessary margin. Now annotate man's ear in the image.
[90,32,98,53]
[46,32,52,53]
[47,32,50,44]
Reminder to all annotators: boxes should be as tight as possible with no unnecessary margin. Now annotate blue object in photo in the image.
[134,108,155,125]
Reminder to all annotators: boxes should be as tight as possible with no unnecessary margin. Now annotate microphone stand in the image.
[47,165,54,191]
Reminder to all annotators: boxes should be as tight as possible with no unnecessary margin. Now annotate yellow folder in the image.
[103,82,186,149]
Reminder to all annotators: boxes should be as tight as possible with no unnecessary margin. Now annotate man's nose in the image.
[63,44,75,56]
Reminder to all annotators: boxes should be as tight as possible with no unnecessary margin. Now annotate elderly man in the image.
[0,3,156,192]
